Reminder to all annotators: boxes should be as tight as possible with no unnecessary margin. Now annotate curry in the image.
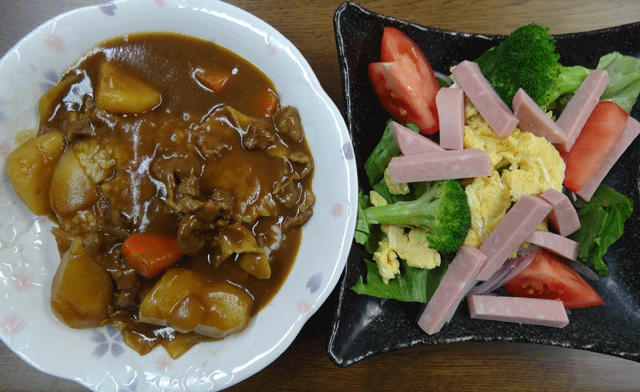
[5,32,314,358]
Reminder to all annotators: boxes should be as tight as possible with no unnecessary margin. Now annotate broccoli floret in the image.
[362,179,471,254]
[476,23,590,110]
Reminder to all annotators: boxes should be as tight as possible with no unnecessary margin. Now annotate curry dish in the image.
[5,33,315,358]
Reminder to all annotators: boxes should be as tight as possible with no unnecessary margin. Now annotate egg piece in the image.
[462,100,564,248]
[500,131,565,201]
[386,225,441,269]
[464,113,564,202]
[384,167,410,195]
[372,236,400,284]
[463,172,511,248]
[369,190,388,207]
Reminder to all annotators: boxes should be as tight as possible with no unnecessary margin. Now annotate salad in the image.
[353,24,640,332]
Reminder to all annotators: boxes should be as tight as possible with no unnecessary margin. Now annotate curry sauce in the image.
[6,32,314,357]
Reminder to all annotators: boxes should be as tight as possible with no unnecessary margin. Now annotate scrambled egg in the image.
[368,99,565,281]
[463,171,512,248]
[372,236,400,283]
[463,100,564,248]
[386,225,441,269]
[369,190,389,207]
[369,191,441,283]
[384,167,409,195]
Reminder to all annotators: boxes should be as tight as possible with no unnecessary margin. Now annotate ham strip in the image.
[525,231,580,261]
[555,70,610,152]
[539,188,581,237]
[436,88,465,150]
[476,195,552,281]
[388,149,491,183]
[451,60,518,137]
[391,121,443,155]
[512,88,567,144]
[576,116,640,201]
[418,246,487,335]
[468,295,569,328]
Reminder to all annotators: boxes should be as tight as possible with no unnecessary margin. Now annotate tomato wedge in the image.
[561,100,629,192]
[369,27,440,135]
[503,248,604,309]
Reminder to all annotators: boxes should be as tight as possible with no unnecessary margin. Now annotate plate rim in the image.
[0,0,358,390]
[329,0,640,368]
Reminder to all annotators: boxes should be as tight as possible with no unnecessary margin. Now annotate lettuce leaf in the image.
[354,189,384,254]
[356,119,447,303]
[364,120,420,186]
[354,189,371,246]
[571,184,633,276]
[351,259,448,303]
[597,52,640,113]
[364,119,399,186]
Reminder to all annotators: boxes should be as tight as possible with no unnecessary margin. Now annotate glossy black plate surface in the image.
[328,1,640,367]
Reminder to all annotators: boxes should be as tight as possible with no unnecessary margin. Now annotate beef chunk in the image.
[242,120,277,149]
[287,151,313,180]
[282,189,315,231]
[65,117,95,140]
[177,214,208,255]
[274,106,303,143]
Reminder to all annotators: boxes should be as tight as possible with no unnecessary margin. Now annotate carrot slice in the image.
[122,233,182,278]
[256,88,279,117]
[195,69,232,92]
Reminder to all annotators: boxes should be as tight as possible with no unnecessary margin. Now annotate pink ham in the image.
[451,60,518,137]
[525,231,580,261]
[391,121,443,155]
[539,188,581,237]
[418,246,487,335]
[436,88,465,150]
[476,195,553,281]
[512,88,567,144]
[555,70,610,152]
[576,116,640,201]
[388,149,491,183]
[468,295,569,328]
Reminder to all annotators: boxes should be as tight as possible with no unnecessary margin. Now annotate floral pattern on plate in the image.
[0,0,357,390]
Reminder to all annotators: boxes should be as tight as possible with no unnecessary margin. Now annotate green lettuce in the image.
[571,184,633,276]
[351,259,448,303]
[354,189,384,254]
[364,120,419,186]
[364,119,399,186]
[597,52,640,113]
[354,189,371,246]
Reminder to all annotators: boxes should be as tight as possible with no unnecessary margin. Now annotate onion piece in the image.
[467,245,539,297]
[434,71,453,87]
[563,257,601,282]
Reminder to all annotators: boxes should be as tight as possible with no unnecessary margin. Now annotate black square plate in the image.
[328,1,640,367]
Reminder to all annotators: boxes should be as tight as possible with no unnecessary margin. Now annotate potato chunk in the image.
[96,62,161,114]
[238,252,271,280]
[218,223,271,279]
[5,131,66,215]
[139,268,254,338]
[49,147,101,219]
[38,74,80,121]
[51,237,113,328]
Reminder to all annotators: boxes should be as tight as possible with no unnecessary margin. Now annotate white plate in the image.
[0,0,357,390]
